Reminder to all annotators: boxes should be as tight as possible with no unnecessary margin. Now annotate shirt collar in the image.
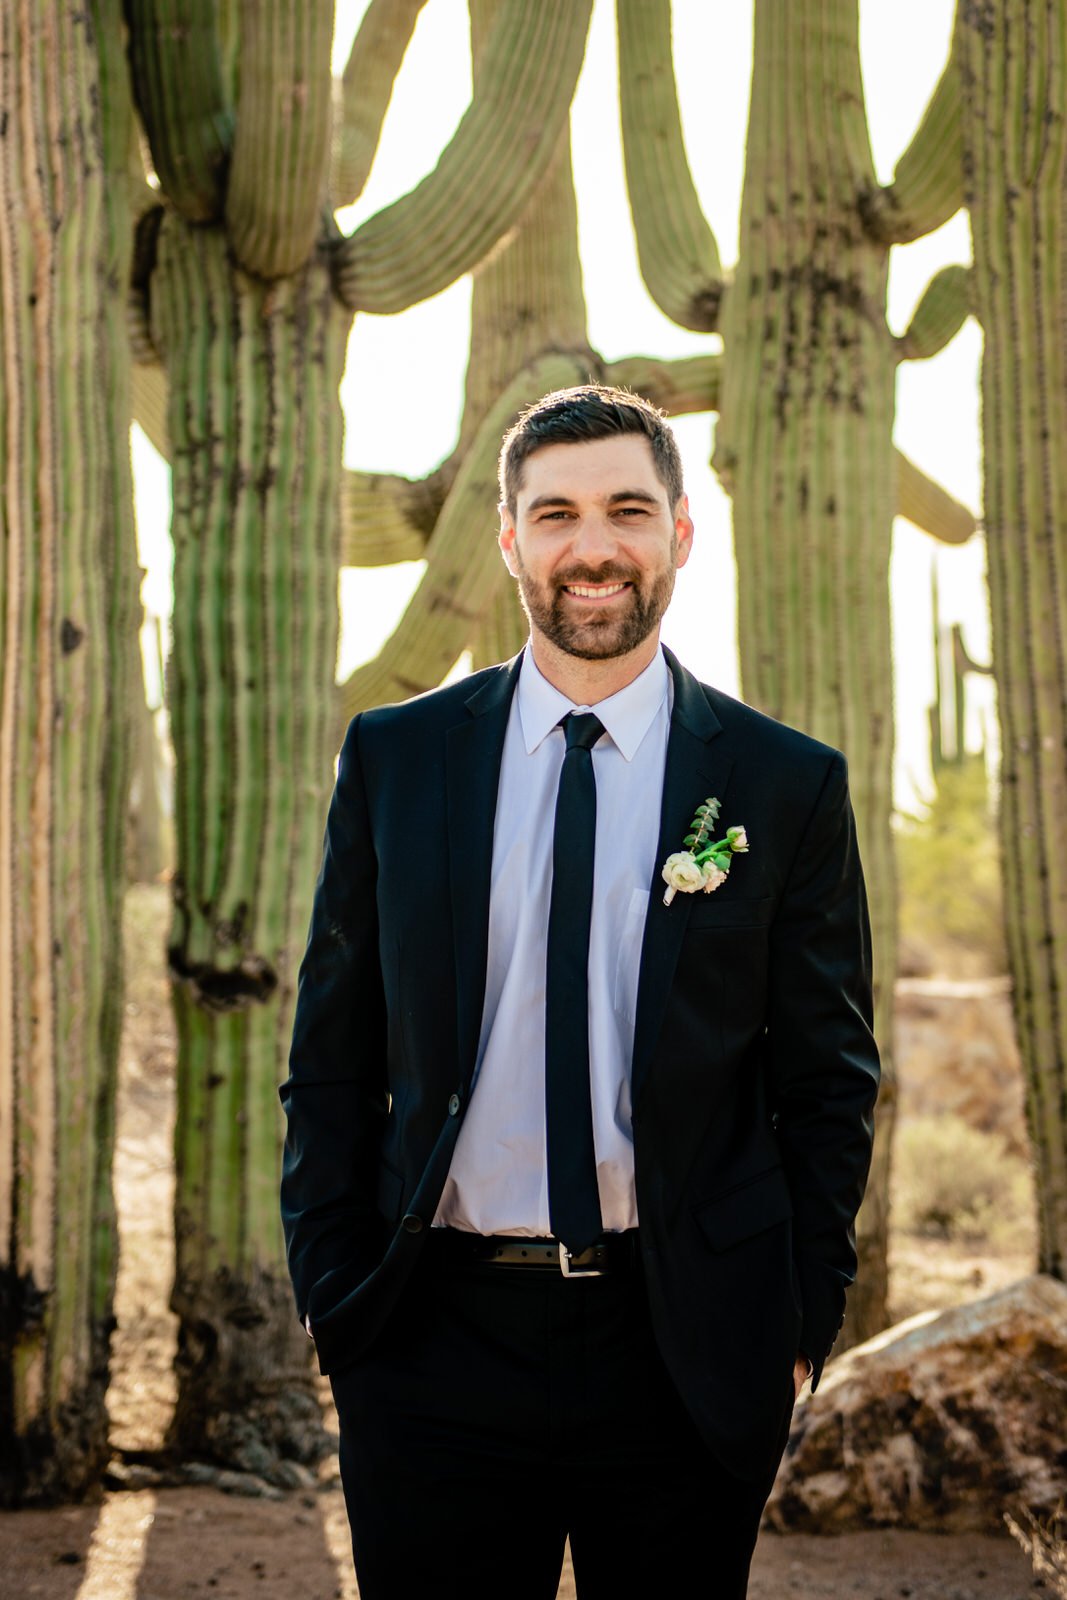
[516,645,670,762]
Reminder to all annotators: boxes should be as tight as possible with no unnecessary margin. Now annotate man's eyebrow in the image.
[525,488,662,512]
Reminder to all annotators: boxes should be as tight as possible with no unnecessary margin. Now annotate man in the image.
[280,385,880,1599]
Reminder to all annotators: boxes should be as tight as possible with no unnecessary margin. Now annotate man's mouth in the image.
[560,581,632,602]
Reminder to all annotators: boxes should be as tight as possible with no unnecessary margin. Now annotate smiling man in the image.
[280,386,880,1599]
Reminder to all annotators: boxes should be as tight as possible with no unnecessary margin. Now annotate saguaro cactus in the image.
[340,0,721,720]
[616,0,979,1345]
[0,0,140,1501]
[863,0,1067,1282]
[124,0,594,1471]
[960,0,1066,1275]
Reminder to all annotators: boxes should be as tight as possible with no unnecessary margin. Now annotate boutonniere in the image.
[661,796,749,905]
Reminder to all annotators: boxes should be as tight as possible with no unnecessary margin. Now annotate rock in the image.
[177,1462,285,1499]
[210,1468,286,1501]
[269,1459,317,1491]
[103,1458,168,1491]
[766,1274,1067,1534]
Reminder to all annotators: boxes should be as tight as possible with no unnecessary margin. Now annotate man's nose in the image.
[569,513,619,564]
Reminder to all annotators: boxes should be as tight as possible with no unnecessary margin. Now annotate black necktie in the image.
[545,710,606,1255]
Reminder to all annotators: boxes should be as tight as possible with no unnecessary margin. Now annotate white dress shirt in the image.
[433,645,671,1235]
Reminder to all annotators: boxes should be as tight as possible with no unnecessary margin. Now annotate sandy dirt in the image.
[0,1493,1044,1600]
[0,884,1045,1598]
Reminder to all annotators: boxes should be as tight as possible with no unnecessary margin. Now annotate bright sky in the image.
[133,0,991,817]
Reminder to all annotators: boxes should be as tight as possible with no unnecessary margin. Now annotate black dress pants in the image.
[329,1235,796,1600]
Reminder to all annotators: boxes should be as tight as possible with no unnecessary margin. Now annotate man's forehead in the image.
[515,434,665,505]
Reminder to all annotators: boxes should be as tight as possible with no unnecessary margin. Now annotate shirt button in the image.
[402,1213,423,1234]
[448,1093,461,1116]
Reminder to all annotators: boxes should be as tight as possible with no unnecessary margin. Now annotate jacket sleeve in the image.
[767,748,881,1390]
[279,713,388,1325]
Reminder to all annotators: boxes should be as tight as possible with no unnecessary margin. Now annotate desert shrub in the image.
[892,1113,1034,1248]
[894,756,1007,977]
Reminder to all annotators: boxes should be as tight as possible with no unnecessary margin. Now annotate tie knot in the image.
[562,711,605,753]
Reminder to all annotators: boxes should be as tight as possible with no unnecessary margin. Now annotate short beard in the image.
[512,543,677,661]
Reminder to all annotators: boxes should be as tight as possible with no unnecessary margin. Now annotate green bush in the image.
[892,1113,1034,1248]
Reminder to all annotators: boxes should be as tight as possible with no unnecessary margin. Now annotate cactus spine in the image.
[0,0,139,1501]
[960,0,1067,1277]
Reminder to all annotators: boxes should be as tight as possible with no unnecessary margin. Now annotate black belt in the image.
[428,1228,641,1277]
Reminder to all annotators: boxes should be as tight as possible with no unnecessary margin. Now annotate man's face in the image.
[498,435,693,662]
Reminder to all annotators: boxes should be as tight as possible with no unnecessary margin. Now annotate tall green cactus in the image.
[124,0,595,1471]
[960,0,1066,1277]
[0,0,140,1502]
[616,0,980,1345]
[865,0,1067,1281]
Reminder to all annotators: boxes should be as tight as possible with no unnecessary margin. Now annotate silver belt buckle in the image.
[559,1241,603,1278]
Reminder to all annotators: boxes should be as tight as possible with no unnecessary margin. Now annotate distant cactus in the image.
[616,0,981,1345]
[928,564,992,779]
[0,0,140,1501]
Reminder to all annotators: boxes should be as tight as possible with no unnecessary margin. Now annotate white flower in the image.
[661,851,705,904]
[661,796,750,907]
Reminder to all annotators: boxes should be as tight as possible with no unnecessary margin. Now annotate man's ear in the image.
[498,502,520,577]
[674,494,695,569]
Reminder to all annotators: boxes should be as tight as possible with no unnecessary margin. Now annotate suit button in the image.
[448,1093,461,1116]
[402,1213,423,1234]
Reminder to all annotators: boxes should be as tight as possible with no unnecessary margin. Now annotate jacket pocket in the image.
[693,1163,793,1251]
[686,893,775,931]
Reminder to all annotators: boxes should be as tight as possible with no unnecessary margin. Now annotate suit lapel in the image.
[630,647,734,1111]
[446,651,523,1091]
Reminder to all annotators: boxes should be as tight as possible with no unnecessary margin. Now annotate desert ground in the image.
[0,885,1045,1599]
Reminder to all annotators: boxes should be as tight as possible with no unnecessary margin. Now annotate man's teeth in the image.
[565,582,628,597]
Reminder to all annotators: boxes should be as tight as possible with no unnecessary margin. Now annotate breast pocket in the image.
[613,887,650,1024]
[686,893,776,931]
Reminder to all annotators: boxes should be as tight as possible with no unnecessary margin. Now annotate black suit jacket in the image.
[280,645,880,1483]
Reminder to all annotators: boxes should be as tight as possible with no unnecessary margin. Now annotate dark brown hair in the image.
[498,384,684,516]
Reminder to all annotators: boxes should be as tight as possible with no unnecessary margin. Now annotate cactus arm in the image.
[123,1,232,222]
[895,448,978,544]
[333,1,593,315]
[895,265,973,362]
[860,24,964,245]
[125,101,160,221]
[341,463,454,566]
[603,353,722,417]
[331,0,430,210]
[615,0,722,331]
[225,2,335,277]
[339,352,588,720]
